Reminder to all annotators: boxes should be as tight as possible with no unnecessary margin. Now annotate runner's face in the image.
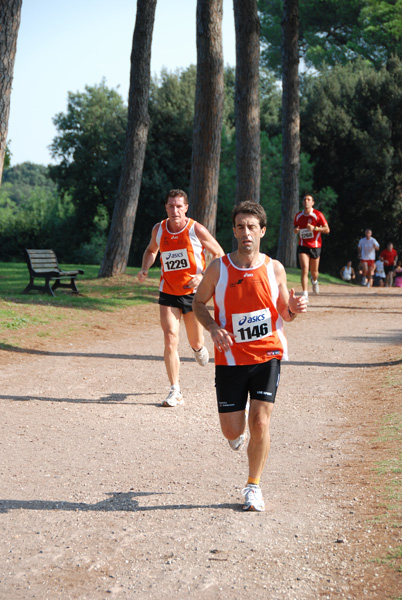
[165,196,188,225]
[303,196,314,212]
[233,213,265,253]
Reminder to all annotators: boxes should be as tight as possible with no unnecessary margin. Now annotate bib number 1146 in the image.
[232,308,272,343]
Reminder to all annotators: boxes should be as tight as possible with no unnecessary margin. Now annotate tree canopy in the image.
[49,81,127,241]
[301,57,402,269]
[259,0,402,72]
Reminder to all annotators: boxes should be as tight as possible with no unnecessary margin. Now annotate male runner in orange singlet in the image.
[138,189,224,407]
[193,201,307,511]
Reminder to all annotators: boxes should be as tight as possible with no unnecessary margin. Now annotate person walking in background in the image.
[357,229,380,288]
[193,201,307,512]
[138,189,224,407]
[294,194,330,298]
[380,242,398,287]
[340,261,356,282]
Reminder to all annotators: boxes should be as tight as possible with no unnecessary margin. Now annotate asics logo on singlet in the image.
[166,251,183,259]
[238,313,267,326]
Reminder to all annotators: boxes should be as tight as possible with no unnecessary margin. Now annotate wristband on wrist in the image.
[288,306,296,318]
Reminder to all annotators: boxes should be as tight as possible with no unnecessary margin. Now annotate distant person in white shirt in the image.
[340,261,355,282]
[373,256,386,287]
[357,229,380,288]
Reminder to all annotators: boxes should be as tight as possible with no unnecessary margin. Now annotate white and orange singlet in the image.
[156,218,206,295]
[213,254,288,366]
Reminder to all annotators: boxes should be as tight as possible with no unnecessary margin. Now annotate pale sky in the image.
[7,0,236,167]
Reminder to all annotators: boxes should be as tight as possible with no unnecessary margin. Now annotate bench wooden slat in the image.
[22,249,84,296]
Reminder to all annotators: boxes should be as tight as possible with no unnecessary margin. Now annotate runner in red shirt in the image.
[380,242,398,287]
[294,195,330,297]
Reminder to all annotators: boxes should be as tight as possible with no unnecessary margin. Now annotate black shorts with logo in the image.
[297,246,321,259]
[215,359,281,413]
[158,292,194,314]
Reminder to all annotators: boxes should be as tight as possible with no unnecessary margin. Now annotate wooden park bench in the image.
[22,249,84,297]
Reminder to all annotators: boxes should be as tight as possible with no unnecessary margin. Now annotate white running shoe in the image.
[311,278,320,295]
[193,346,209,367]
[229,401,249,450]
[228,432,246,451]
[162,388,184,407]
[241,485,265,512]
[302,290,309,299]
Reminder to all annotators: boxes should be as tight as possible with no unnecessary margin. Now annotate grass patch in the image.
[0,262,160,310]
[0,261,344,345]
[369,354,402,577]
[372,411,402,573]
[0,261,160,345]
[285,267,344,287]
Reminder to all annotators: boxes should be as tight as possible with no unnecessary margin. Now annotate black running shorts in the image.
[158,292,195,314]
[297,246,321,259]
[215,359,281,413]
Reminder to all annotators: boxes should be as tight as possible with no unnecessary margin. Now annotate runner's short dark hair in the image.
[232,201,267,228]
[165,189,188,204]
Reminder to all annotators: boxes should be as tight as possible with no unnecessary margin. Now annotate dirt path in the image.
[0,284,401,599]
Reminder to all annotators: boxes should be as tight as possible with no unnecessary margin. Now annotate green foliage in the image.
[131,65,243,265]
[131,67,198,266]
[361,0,402,63]
[1,162,57,206]
[3,142,11,170]
[301,58,402,272]
[260,68,282,136]
[258,0,402,73]
[49,80,127,243]
[217,128,315,255]
[0,163,77,261]
[258,0,283,75]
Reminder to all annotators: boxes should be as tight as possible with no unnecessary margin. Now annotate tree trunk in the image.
[277,0,300,267]
[189,0,224,237]
[0,0,22,185]
[233,0,261,205]
[99,0,157,277]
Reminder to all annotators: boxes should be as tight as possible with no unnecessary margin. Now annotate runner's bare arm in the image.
[193,222,224,259]
[307,222,330,234]
[192,259,235,352]
[273,260,308,322]
[185,222,224,290]
[137,225,159,282]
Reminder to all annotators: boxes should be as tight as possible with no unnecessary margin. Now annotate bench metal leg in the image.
[44,278,55,296]
[22,277,55,297]
[52,278,80,294]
